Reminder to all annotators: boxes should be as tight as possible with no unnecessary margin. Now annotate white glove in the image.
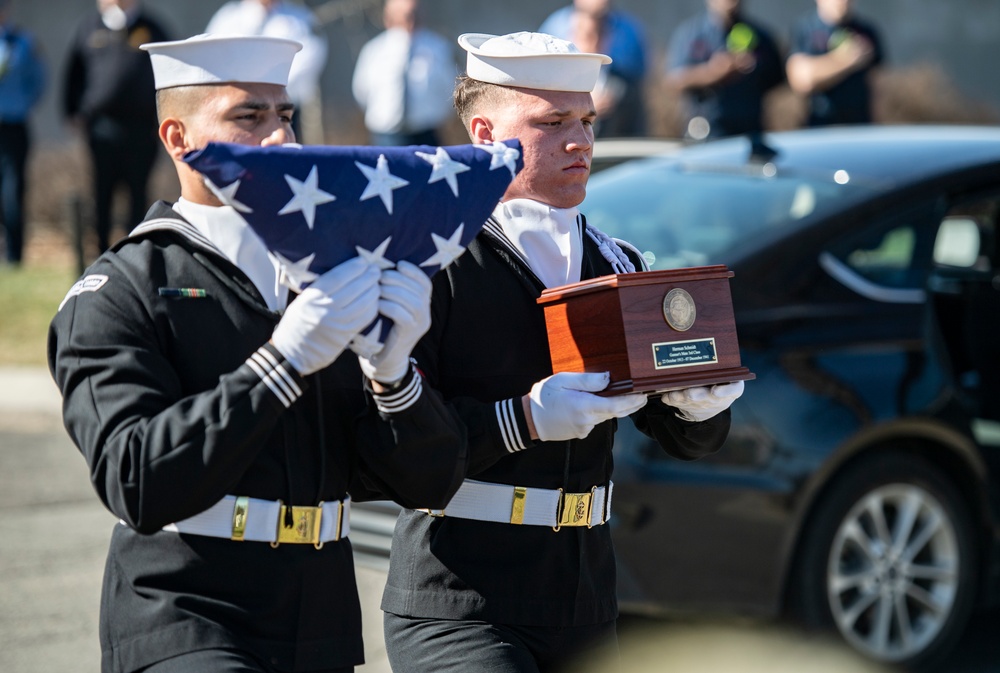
[357,261,433,384]
[271,257,381,375]
[528,372,648,442]
[662,380,744,422]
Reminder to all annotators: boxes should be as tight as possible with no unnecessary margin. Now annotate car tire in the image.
[790,451,979,671]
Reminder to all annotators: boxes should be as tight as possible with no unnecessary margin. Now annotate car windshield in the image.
[582,160,882,269]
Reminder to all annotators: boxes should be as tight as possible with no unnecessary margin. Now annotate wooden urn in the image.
[537,265,755,395]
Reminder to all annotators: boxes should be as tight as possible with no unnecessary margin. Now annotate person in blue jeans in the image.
[665,0,784,140]
[786,0,885,127]
[0,0,45,265]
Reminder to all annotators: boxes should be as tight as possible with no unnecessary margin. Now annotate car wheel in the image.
[790,451,978,670]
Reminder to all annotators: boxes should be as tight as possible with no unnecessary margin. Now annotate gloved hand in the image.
[358,261,433,384]
[662,380,744,422]
[271,257,381,376]
[528,372,648,442]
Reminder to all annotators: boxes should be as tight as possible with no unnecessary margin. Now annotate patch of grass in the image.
[0,264,77,366]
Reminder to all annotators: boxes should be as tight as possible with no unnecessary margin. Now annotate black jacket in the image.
[62,10,168,125]
[381,220,730,627]
[48,202,467,672]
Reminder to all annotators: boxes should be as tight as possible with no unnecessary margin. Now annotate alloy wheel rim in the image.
[826,483,959,662]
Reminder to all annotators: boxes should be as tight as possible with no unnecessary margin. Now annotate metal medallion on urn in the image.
[663,288,696,331]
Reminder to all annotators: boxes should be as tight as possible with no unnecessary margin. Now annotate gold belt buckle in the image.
[231,496,250,541]
[509,486,527,525]
[272,501,323,548]
[556,487,596,529]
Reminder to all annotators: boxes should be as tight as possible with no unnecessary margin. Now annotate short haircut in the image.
[154,86,207,123]
[453,75,516,135]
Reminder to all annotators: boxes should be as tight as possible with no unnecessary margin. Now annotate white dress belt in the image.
[159,495,351,546]
[422,479,612,529]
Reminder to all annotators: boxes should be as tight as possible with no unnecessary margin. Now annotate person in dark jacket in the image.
[786,0,884,127]
[62,0,169,256]
[665,0,784,140]
[48,34,466,673]
[379,30,743,673]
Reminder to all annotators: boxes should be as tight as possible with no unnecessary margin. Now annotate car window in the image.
[934,196,999,270]
[583,162,874,270]
[934,217,982,268]
[821,199,940,302]
[843,226,917,286]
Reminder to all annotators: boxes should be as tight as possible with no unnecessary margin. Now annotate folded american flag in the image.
[183,140,523,293]
[182,140,522,349]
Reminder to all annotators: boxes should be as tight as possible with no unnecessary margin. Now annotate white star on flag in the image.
[420,223,467,269]
[206,178,253,213]
[356,154,409,214]
[278,165,336,229]
[356,237,395,270]
[273,251,318,292]
[416,147,471,198]
[476,141,521,178]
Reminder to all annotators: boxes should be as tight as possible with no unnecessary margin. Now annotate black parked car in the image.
[584,125,1000,671]
[352,126,1000,671]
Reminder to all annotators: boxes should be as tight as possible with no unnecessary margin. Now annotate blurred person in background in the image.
[0,0,45,266]
[63,0,169,256]
[206,0,329,143]
[351,0,456,146]
[786,0,884,126]
[665,0,783,140]
[539,0,648,137]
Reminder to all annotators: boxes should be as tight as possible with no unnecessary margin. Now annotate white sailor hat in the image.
[139,34,302,90]
[458,31,611,93]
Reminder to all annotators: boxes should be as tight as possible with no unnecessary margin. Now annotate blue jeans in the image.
[0,121,29,263]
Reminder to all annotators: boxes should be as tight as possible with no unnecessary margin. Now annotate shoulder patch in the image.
[58,274,109,311]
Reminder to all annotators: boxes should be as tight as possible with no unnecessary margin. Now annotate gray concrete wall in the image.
[10,0,1000,146]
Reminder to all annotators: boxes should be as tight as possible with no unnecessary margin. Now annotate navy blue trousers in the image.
[137,648,352,673]
[86,116,158,254]
[384,612,620,673]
